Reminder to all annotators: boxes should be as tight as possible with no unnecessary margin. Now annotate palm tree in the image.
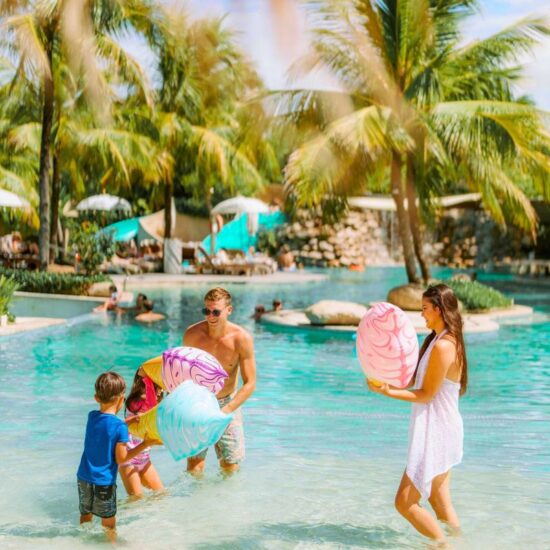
[281,0,550,283]
[1,0,160,268]
[0,59,40,227]
[140,12,276,241]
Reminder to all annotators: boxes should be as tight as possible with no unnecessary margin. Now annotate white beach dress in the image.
[406,330,463,500]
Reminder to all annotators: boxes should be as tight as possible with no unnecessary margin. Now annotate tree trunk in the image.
[163,179,173,239]
[406,161,431,283]
[38,34,55,270]
[391,153,419,283]
[49,152,60,263]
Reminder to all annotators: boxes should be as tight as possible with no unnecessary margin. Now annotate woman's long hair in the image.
[418,284,468,396]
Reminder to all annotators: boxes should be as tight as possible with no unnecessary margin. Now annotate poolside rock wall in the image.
[275,209,400,268]
[271,207,539,270]
[431,209,531,269]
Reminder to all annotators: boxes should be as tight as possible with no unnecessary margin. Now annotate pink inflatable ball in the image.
[162,346,228,394]
[356,302,419,389]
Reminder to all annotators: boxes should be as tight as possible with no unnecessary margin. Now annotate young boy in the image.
[77,372,158,538]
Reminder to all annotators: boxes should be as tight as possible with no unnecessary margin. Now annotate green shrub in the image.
[0,275,19,318]
[256,228,279,256]
[0,268,110,296]
[444,279,513,311]
[69,220,115,274]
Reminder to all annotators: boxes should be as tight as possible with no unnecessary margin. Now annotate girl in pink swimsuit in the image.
[119,368,164,497]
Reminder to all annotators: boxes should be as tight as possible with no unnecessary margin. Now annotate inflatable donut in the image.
[141,346,228,394]
[356,302,419,388]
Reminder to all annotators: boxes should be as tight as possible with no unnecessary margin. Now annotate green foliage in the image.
[0,275,19,317]
[174,196,210,218]
[256,228,279,256]
[281,1,550,250]
[0,268,109,296]
[444,279,513,311]
[69,221,115,274]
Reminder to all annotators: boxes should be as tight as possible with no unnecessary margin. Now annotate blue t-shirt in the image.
[77,410,129,486]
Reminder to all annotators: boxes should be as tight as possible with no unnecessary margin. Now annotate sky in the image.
[125,0,550,109]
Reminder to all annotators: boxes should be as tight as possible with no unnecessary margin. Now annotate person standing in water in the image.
[368,284,467,542]
[183,287,256,474]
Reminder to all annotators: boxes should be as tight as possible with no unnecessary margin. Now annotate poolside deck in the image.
[0,316,66,336]
[260,304,534,335]
[111,271,327,288]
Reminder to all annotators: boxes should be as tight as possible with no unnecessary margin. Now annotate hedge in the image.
[444,279,513,311]
[0,268,110,296]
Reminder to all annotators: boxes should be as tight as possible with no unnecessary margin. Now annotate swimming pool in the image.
[0,267,548,549]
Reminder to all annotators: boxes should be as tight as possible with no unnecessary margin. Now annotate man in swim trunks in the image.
[183,287,256,473]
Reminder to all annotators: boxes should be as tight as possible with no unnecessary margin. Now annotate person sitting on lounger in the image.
[277,245,296,271]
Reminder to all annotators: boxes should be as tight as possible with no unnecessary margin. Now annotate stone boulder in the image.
[387,283,425,311]
[305,300,367,326]
[87,281,113,297]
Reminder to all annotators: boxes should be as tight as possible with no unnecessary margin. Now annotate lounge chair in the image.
[196,246,275,276]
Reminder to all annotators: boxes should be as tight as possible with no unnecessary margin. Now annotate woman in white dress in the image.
[368,284,468,542]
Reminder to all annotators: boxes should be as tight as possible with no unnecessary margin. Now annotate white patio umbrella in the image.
[211,195,269,216]
[209,196,270,254]
[76,193,131,212]
[0,188,30,208]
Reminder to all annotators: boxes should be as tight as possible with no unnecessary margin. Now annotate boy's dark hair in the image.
[95,372,126,403]
[109,284,117,293]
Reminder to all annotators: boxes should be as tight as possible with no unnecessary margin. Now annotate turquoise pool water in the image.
[0,267,548,549]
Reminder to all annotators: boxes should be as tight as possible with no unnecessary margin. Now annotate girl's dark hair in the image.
[125,370,162,414]
[95,372,126,403]
[418,284,468,396]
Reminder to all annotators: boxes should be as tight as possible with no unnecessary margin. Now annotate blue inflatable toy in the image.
[156,380,233,461]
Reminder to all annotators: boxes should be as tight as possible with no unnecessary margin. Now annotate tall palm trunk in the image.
[49,152,60,263]
[391,153,419,283]
[38,32,54,270]
[163,179,174,273]
[163,179,173,239]
[406,160,431,283]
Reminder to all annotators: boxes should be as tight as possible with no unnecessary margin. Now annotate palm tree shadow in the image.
[191,521,411,549]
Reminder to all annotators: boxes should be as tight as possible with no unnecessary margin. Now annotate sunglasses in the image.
[202,307,224,317]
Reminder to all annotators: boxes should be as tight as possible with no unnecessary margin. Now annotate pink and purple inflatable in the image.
[356,302,419,388]
[162,346,228,394]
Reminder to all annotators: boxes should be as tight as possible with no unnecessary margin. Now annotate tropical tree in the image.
[0,0,162,268]
[140,13,278,241]
[0,60,39,227]
[281,0,550,283]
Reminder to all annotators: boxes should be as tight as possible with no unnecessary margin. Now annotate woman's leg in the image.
[394,471,446,540]
[428,471,461,532]
[119,464,143,498]
[140,462,164,491]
